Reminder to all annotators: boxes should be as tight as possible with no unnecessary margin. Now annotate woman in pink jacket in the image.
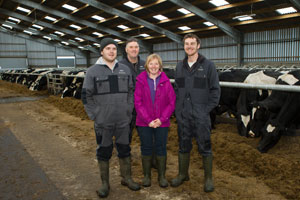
[134,53,176,188]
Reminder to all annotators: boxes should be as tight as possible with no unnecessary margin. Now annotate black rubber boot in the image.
[119,157,141,191]
[141,155,152,187]
[156,156,168,188]
[203,155,214,192]
[170,153,190,187]
[96,161,110,198]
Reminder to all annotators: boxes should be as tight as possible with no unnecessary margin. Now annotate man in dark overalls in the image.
[82,38,140,198]
[171,34,220,193]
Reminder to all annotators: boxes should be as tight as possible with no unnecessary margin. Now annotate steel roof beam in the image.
[0,29,85,57]
[167,0,242,43]
[0,19,98,53]
[11,0,153,52]
[76,0,183,45]
[289,0,300,10]
[0,8,100,51]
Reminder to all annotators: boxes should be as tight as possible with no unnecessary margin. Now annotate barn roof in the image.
[0,0,299,53]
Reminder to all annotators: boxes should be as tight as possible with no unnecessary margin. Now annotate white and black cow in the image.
[235,70,281,137]
[61,71,85,99]
[255,70,300,153]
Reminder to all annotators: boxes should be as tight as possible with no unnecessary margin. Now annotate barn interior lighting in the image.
[75,37,84,42]
[177,8,191,15]
[32,24,43,30]
[8,17,21,23]
[114,39,121,42]
[92,32,103,37]
[124,1,140,9]
[233,15,253,21]
[153,15,168,21]
[276,7,297,15]
[54,31,65,36]
[209,0,229,7]
[45,16,57,22]
[43,36,51,40]
[69,24,81,30]
[93,43,100,47]
[91,15,104,21]
[61,41,69,45]
[78,46,84,49]
[2,24,13,29]
[139,33,150,37]
[62,4,77,11]
[203,21,214,26]
[16,6,31,13]
[178,26,191,31]
[23,30,33,35]
[117,25,129,30]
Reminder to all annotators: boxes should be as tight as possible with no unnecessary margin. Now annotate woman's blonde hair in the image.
[145,54,163,73]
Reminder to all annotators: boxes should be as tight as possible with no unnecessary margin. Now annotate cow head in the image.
[257,121,282,153]
[248,103,269,138]
[236,112,250,137]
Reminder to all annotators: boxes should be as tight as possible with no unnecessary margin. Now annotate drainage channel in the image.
[0,96,48,104]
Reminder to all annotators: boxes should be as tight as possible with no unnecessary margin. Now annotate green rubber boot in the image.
[170,153,190,187]
[156,156,168,188]
[203,155,214,192]
[119,157,141,191]
[141,155,152,187]
[96,161,110,198]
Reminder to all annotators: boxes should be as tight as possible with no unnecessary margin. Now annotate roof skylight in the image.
[16,6,31,13]
[62,4,77,11]
[177,8,191,15]
[92,32,103,37]
[61,41,69,45]
[117,25,129,29]
[69,24,81,30]
[75,37,84,42]
[276,7,297,15]
[8,17,21,23]
[32,24,43,30]
[43,36,51,40]
[2,24,13,29]
[45,16,57,22]
[153,14,168,21]
[91,15,104,21]
[178,26,191,31]
[54,31,65,36]
[139,33,150,37]
[203,21,214,26]
[124,1,140,9]
[209,0,229,7]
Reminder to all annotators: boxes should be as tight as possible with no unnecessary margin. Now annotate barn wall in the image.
[152,27,300,67]
[0,31,87,69]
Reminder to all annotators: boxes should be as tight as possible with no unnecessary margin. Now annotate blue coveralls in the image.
[174,54,220,156]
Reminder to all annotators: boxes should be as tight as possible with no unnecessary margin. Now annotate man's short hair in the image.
[183,33,201,45]
[125,37,139,48]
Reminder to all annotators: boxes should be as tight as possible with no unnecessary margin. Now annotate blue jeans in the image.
[137,126,168,156]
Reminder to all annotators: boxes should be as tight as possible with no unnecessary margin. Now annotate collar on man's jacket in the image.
[183,53,205,72]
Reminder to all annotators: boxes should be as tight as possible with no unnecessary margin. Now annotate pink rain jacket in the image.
[134,71,176,127]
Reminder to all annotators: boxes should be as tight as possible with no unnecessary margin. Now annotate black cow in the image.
[257,70,300,153]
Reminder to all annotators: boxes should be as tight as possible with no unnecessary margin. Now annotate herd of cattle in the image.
[1,67,300,153]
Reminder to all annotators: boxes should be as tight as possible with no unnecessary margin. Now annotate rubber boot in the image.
[96,161,110,198]
[119,157,141,191]
[141,155,152,187]
[170,153,190,187]
[156,156,168,188]
[203,155,214,192]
